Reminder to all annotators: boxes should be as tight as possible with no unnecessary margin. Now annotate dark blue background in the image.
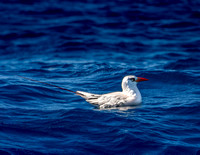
[0,0,200,154]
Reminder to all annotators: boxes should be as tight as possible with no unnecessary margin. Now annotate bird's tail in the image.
[76,91,100,105]
[18,75,100,105]
[17,75,80,95]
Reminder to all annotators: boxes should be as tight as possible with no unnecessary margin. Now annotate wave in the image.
[0,0,200,154]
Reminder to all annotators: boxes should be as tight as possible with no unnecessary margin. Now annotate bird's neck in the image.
[122,83,141,98]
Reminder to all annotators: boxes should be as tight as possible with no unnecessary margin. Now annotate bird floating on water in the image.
[18,75,148,108]
[77,75,148,108]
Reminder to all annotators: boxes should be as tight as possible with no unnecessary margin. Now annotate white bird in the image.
[18,75,148,109]
[77,75,148,108]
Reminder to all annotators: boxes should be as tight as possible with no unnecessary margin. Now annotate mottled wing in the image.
[98,92,129,108]
[77,91,130,108]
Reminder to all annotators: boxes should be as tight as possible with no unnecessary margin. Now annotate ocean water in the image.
[0,0,200,154]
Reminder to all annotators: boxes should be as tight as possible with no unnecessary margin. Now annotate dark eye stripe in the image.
[130,78,135,82]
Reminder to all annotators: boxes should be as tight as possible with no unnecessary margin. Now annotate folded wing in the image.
[76,91,129,108]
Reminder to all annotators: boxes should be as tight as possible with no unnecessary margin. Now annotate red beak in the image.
[136,77,148,82]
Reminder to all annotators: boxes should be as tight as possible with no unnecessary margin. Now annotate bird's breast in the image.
[124,93,142,106]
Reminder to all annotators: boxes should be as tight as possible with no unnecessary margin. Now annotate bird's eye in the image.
[130,78,135,82]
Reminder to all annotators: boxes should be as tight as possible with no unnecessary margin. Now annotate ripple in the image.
[164,58,200,70]
[0,0,200,154]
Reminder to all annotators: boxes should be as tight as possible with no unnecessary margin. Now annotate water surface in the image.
[0,0,200,154]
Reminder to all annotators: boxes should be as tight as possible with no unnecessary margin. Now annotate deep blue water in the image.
[0,0,200,154]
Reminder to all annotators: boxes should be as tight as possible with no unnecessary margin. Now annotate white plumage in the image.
[77,75,148,108]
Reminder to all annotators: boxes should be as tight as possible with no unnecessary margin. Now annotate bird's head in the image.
[122,75,148,91]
